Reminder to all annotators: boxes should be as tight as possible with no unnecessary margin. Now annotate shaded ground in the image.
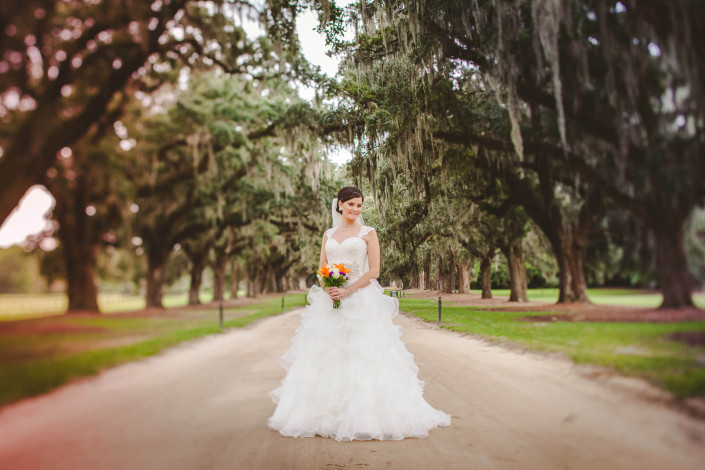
[669,332,705,347]
[0,309,703,470]
[517,307,705,324]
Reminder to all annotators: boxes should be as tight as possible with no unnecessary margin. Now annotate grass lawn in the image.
[0,293,307,408]
[397,294,705,398]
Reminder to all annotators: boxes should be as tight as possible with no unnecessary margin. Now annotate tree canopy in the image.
[310,0,705,308]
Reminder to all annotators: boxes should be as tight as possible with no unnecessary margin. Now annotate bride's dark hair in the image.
[336,186,364,214]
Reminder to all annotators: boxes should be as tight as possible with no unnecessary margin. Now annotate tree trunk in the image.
[438,253,453,293]
[260,271,269,294]
[411,272,420,289]
[212,255,227,302]
[62,236,100,312]
[54,185,100,313]
[458,259,472,294]
[49,165,106,313]
[400,256,416,289]
[246,258,258,298]
[653,223,694,308]
[551,231,589,303]
[433,260,438,290]
[266,269,277,293]
[422,255,431,290]
[480,251,493,299]
[255,269,266,294]
[182,242,209,306]
[399,272,411,290]
[258,272,267,294]
[145,248,169,308]
[230,258,240,299]
[506,159,595,305]
[274,271,284,293]
[188,257,206,305]
[503,243,528,302]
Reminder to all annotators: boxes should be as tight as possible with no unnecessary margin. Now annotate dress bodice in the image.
[325,225,375,284]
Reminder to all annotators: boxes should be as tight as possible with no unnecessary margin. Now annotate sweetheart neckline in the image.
[327,236,366,245]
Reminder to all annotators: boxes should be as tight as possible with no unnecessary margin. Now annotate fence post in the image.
[438,296,442,325]
[219,300,224,330]
[282,296,285,309]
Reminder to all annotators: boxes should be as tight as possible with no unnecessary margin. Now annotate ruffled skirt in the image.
[267,281,451,441]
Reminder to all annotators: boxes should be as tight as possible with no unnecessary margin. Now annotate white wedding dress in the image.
[268,225,451,441]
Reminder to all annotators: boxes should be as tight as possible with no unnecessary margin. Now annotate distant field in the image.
[0,291,247,321]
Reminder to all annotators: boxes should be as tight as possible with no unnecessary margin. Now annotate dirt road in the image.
[0,309,703,470]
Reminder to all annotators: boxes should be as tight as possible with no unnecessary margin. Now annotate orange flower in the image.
[317,264,330,277]
[333,263,351,274]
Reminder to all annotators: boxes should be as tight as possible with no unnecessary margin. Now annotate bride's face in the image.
[339,197,363,222]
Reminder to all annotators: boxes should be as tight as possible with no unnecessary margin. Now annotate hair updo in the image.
[336,186,364,214]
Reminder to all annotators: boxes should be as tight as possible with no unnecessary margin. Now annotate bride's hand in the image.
[326,287,349,301]
[324,287,338,300]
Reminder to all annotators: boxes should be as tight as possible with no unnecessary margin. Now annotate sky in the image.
[0,5,353,248]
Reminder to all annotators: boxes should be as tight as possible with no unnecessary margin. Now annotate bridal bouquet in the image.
[317,263,351,309]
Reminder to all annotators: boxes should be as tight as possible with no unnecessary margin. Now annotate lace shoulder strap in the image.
[325,227,337,239]
[359,225,376,237]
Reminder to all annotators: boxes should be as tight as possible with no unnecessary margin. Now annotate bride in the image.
[268,186,451,441]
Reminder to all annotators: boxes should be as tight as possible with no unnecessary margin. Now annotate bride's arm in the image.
[320,233,338,299]
[332,230,380,299]
[319,232,328,269]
